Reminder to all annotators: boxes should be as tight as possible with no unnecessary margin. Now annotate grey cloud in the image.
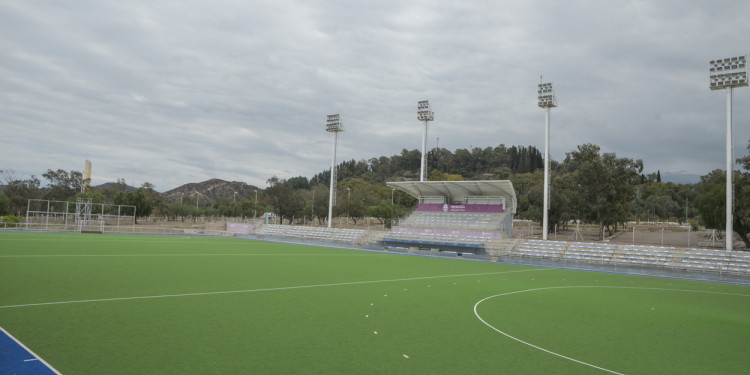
[2,0,749,190]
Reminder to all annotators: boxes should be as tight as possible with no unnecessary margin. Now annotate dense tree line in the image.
[4,141,750,248]
[309,144,544,185]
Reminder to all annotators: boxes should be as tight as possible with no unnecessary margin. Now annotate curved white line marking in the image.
[474,286,750,374]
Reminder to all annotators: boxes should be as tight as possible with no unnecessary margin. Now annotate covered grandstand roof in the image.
[386,180,517,213]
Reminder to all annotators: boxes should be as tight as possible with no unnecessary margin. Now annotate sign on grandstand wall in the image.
[392,227,500,239]
[418,203,503,213]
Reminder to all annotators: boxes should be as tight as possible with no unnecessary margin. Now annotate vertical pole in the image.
[726,87,734,251]
[543,106,550,240]
[25,200,30,230]
[328,132,338,228]
[661,228,664,246]
[420,121,428,181]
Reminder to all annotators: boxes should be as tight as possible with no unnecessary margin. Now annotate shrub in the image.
[1,215,23,227]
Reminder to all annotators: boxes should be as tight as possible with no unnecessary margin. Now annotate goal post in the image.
[24,199,136,233]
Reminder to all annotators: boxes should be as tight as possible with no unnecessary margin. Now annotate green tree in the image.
[694,170,725,230]
[695,140,750,248]
[140,182,165,216]
[1,170,41,215]
[114,188,154,222]
[286,176,310,190]
[428,169,464,181]
[563,144,643,238]
[266,176,303,224]
[42,169,83,201]
[0,193,10,216]
[370,201,395,226]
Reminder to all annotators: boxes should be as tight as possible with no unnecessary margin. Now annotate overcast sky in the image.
[2,0,749,191]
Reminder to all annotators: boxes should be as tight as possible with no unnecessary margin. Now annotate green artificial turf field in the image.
[1,231,749,374]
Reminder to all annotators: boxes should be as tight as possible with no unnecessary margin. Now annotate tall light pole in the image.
[233,191,237,203]
[538,81,557,240]
[254,190,258,219]
[326,114,344,228]
[710,55,748,251]
[391,188,395,207]
[417,101,434,181]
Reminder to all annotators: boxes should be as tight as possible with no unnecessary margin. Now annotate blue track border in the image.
[0,327,60,375]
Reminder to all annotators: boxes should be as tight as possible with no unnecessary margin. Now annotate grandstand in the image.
[383,180,516,254]
[254,224,368,245]
[510,239,750,276]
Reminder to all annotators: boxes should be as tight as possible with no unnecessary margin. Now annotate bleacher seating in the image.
[508,239,750,276]
[677,248,750,273]
[399,211,504,232]
[254,224,367,244]
[514,239,566,259]
[386,206,508,250]
[564,242,616,263]
[613,245,675,267]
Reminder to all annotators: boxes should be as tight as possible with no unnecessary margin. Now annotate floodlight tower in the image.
[417,100,434,181]
[82,159,92,193]
[710,55,748,251]
[326,114,343,228]
[538,81,557,240]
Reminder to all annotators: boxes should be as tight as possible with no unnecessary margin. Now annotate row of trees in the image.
[308,144,544,186]
[3,141,750,246]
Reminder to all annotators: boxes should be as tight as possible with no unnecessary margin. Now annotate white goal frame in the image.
[25,199,136,233]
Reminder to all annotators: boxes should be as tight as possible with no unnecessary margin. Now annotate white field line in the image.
[0,269,547,310]
[0,326,63,375]
[0,253,371,258]
[473,286,750,374]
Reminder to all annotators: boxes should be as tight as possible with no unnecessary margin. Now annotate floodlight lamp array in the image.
[417,100,434,121]
[326,114,343,132]
[710,55,748,90]
[538,82,557,108]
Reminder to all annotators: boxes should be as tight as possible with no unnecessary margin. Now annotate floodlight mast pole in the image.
[417,101,434,182]
[710,55,748,251]
[421,122,428,181]
[326,114,343,228]
[726,87,733,251]
[538,81,557,241]
[544,107,551,239]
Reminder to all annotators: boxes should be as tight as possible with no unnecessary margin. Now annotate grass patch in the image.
[1,231,749,374]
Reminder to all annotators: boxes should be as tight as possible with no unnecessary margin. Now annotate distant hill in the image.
[660,172,701,185]
[162,179,259,203]
[92,182,137,192]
